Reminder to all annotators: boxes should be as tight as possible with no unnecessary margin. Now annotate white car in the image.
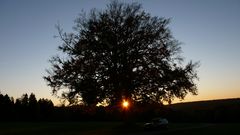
[144,118,169,130]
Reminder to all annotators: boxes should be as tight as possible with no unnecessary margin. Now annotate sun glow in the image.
[122,100,129,108]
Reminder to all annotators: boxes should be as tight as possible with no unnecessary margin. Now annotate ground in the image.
[0,122,239,135]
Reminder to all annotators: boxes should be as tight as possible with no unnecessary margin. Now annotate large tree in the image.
[44,1,199,106]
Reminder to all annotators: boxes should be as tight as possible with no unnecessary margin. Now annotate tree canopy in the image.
[44,1,199,106]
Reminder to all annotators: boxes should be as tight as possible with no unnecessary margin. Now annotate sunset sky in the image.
[1,0,240,105]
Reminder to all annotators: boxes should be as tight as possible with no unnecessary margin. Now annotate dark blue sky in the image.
[1,0,240,105]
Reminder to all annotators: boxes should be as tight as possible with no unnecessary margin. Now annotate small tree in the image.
[29,93,37,105]
[20,93,29,106]
[44,1,199,106]
[29,93,38,118]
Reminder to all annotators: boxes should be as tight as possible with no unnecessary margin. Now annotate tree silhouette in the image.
[29,93,38,119]
[38,98,54,120]
[44,1,199,106]
[29,93,37,108]
[0,93,14,120]
[21,93,29,106]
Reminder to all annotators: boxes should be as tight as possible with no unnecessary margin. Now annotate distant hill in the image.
[168,98,240,110]
[164,98,240,122]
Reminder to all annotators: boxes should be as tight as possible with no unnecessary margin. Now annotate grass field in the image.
[0,122,239,135]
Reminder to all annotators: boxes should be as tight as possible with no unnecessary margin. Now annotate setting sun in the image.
[122,100,129,108]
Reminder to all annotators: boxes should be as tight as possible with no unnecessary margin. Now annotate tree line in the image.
[0,92,53,121]
[0,92,165,122]
[1,92,240,122]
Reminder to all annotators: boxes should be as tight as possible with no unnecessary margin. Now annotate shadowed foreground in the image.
[0,122,239,135]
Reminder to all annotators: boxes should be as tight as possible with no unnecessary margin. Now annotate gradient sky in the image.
[1,0,240,105]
